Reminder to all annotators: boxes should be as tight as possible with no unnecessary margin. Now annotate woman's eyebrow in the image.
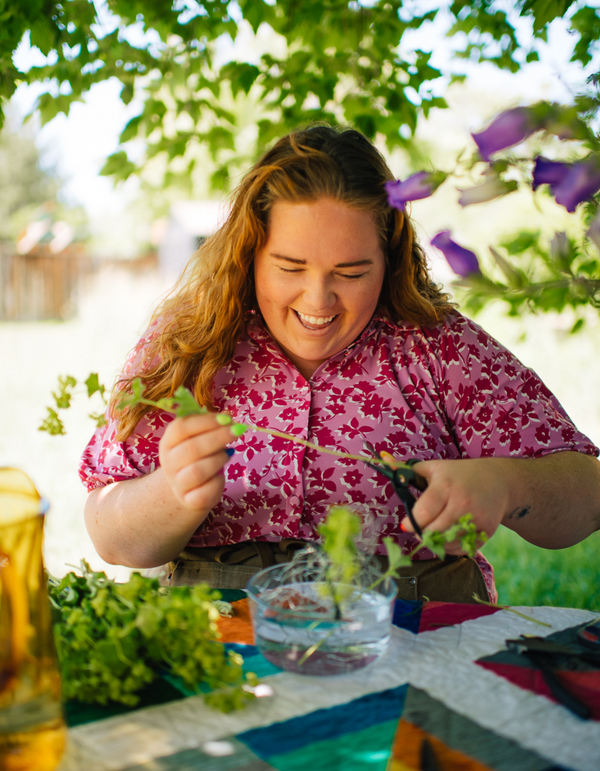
[271,253,373,268]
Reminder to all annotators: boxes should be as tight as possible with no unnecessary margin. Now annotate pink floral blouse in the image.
[80,312,599,603]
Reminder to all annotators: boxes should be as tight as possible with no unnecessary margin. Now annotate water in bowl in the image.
[250,580,394,676]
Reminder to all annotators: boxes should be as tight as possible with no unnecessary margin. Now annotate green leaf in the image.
[100,151,137,181]
[89,412,108,428]
[570,318,585,334]
[30,16,56,56]
[39,407,65,436]
[522,0,576,31]
[52,375,77,409]
[489,247,527,290]
[173,386,207,417]
[120,114,144,143]
[85,373,105,399]
[381,536,411,579]
[318,506,362,588]
[49,562,251,710]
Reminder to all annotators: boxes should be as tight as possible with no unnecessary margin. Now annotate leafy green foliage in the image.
[318,506,486,597]
[39,373,107,434]
[456,229,600,329]
[420,514,486,560]
[4,0,600,199]
[48,561,257,711]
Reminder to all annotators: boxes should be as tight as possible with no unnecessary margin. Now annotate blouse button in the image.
[289,495,301,508]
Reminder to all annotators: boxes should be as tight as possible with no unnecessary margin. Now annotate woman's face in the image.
[254,198,386,380]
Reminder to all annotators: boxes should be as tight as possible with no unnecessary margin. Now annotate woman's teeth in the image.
[296,311,336,328]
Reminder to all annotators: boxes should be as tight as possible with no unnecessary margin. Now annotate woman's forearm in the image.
[84,469,211,569]
[411,450,600,550]
[84,413,236,568]
[500,451,600,548]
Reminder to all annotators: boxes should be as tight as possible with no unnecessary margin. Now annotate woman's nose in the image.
[303,276,336,310]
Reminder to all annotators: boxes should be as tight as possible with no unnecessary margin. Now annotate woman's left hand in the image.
[406,458,513,554]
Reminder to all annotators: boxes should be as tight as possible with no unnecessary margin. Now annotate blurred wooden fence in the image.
[0,244,158,321]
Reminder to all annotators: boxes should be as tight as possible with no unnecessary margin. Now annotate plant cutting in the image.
[245,505,484,676]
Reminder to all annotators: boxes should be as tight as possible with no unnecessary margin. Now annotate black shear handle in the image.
[364,456,427,538]
[392,477,422,538]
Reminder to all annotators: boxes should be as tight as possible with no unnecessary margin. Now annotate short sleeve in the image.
[424,314,599,459]
[78,324,174,492]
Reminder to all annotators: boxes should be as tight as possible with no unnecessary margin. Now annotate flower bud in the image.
[385,170,447,211]
[430,231,480,277]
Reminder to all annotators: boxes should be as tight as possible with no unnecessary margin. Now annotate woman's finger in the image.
[181,470,226,511]
[405,480,450,533]
[164,424,237,469]
[160,413,220,448]
[174,450,232,493]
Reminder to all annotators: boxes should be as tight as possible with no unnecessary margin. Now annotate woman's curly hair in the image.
[111,125,454,439]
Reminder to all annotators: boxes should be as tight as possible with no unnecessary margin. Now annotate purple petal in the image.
[385,172,434,211]
[532,156,571,191]
[431,230,480,277]
[472,108,537,162]
[553,161,600,213]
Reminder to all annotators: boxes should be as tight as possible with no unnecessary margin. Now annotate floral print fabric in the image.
[80,312,599,603]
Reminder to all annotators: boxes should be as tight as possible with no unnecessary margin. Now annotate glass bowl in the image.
[246,561,397,676]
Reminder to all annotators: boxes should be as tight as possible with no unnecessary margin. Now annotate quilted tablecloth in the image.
[57,599,600,771]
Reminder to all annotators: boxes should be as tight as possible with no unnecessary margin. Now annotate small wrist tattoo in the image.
[508,505,531,520]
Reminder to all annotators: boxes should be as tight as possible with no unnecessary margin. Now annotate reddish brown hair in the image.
[112,125,454,439]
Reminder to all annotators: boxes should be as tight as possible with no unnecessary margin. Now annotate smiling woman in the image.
[78,125,600,605]
[254,199,386,379]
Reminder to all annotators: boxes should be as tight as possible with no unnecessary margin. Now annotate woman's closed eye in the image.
[278,267,367,279]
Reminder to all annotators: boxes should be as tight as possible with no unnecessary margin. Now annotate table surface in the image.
[56,599,600,771]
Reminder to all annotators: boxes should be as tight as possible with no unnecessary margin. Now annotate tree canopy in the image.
[2,0,599,190]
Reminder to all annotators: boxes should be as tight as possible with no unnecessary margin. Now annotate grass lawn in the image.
[482,527,600,611]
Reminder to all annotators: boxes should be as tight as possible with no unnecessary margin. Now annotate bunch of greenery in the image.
[48,561,257,712]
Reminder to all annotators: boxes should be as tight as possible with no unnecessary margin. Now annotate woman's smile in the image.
[254,198,386,380]
[294,310,338,330]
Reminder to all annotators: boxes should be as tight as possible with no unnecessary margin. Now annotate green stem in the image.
[132,394,389,466]
[247,424,388,465]
[472,593,552,627]
[368,542,426,591]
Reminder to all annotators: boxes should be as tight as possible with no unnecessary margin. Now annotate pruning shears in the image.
[363,442,427,538]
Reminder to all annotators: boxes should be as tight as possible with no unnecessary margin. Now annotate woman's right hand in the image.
[158,414,238,513]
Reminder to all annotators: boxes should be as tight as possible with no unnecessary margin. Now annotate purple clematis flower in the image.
[531,156,571,191]
[472,107,541,162]
[533,156,600,212]
[430,231,480,277]
[554,161,600,213]
[385,171,446,211]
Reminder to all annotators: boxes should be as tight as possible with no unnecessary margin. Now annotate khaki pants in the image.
[163,540,490,604]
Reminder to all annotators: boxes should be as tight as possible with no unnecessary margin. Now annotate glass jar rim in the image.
[246,562,398,618]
